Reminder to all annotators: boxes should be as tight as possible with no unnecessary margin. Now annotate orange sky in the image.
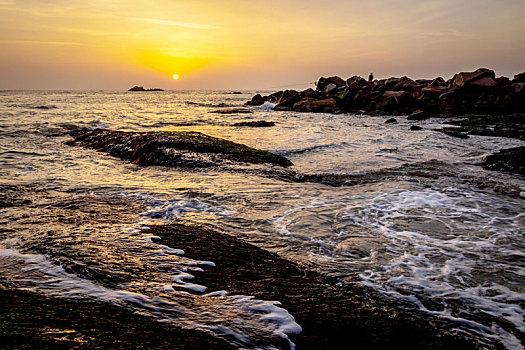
[1,0,524,90]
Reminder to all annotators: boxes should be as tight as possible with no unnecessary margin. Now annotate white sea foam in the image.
[0,247,301,349]
[271,188,525,348]
[259,102,276,110]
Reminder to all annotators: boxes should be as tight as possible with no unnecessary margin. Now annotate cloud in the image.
[128,17,218,30]
[0,40,86,46]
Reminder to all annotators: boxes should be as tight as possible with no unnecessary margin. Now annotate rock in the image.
[274,90,301,110]
[310,98,341,113]
[449,68,496,90]
[233,121,276,127]
[128,86,164,91]
[422,86,448,94]
[346,76,369,89]
[293,98,317,112]
[316,76,345,92]
[230,91,242,94]
[441,129,469,139]
[429,77,447,87]
[245,93,265,106]
[407,110,430,121]
[393,76,417,91]
[324,83,338,93]
[67,128,293,168]
[484,146,525,175]
[292,97,340,114]
[512,72,525,84]
[410,125,423,131]
[210,108,253,114]
[495,77,510,86]
[300,88,317,98]
[384,77,402,90]
[385,118,398,124]
[416,79,433,85]
[513,83,525,94]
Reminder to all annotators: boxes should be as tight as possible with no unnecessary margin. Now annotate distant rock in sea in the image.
[128,86,164,92]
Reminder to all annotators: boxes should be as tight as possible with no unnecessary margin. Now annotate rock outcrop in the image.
[128,86,164,92]
[484,146,525,175]
[232,121,276,127]
[246,68,525,117]
[67,129,292,168]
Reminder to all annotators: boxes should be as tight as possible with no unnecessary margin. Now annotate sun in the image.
[172,74,179,80]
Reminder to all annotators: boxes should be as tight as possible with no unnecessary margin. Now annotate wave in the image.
[8,104,58,110]
[274,141,353,156]
[185,101,234,108]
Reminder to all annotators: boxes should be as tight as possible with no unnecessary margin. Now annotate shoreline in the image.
[1,222,509,349]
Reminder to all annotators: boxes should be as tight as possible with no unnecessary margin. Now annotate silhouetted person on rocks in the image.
[369,72,374,82]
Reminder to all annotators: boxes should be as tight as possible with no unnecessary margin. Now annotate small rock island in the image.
[128,86,164,92]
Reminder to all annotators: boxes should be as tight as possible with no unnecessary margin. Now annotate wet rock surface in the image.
[0,288,234,350]
[484,146,525,175]
[232,120,276,127]
[147,223,501,350]
[66,128,292,168]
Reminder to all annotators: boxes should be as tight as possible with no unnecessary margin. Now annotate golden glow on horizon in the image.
[0,0,523,89]
[172,74,179,80]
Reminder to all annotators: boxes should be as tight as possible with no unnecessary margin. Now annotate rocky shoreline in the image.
[0,221,507,349]
[246,68,524,118]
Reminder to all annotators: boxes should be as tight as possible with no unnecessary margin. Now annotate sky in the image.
[0,0,524,90]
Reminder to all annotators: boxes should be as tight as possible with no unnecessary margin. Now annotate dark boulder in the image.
[495,77,510,87]
[245,93,265,106]
[512,72,525,84]
[210,108,253,114]
[292,97,340,114]
[346,75,369,89]
[317,76,345,92]
[274,90,301,111]
[385,118,398,124]
[393,76,417,91]
[449,68,496,90]
[429,77,447,87]
[441,129,469,139]
[383,77,402,90]
[484,146,525,175]
[310,98,341,113]
[407,110,431,121]
[410,125,423,131]
[300,88,317,98]
[233,121,276,127]
[293,98,317,112]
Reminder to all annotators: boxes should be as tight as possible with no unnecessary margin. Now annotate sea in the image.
[1,90,524,349]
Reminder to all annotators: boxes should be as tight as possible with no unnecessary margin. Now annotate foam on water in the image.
[0,245,301,349]
[271,187,525,347]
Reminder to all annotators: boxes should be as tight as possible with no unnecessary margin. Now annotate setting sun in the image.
[172,74,179,80]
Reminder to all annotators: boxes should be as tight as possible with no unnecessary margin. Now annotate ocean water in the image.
[1,90,524,348]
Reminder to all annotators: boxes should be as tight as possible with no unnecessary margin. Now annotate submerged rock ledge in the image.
[67,128,293,168]
[145,223,502,349]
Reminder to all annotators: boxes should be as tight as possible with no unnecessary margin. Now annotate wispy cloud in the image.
[128,17,218,30]
[1,40,86,46]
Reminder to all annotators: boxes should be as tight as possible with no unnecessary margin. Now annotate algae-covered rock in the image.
[67,128,292,168]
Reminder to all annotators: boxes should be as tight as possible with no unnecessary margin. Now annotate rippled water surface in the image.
[1,91,524,348]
